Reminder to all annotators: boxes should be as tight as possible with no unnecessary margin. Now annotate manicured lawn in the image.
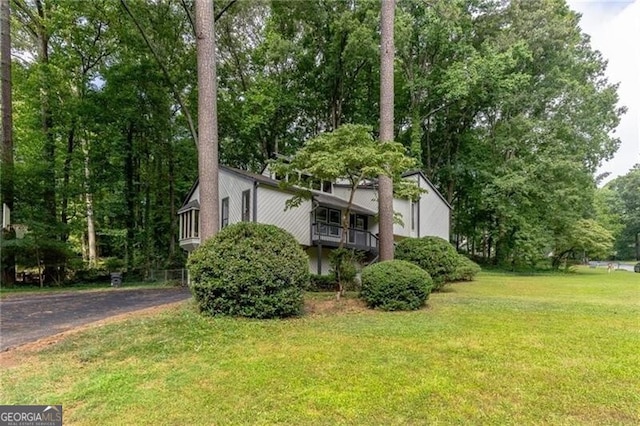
[1,268,638,425]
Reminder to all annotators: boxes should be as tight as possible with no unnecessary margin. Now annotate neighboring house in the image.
[178,165,451,275]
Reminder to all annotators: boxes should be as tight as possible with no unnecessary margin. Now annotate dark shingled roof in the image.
[182,165,376,216]
[312,192,376,216]
[177,199,199,214]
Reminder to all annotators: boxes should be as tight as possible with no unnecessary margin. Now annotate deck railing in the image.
[311,223,378,252]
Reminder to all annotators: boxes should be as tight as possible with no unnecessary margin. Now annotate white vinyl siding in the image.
[332,174,450,241]
[392,197,412,238]
[179,167,451,257]
[331,186,378,211]
[219,169,254,225]
[307,246,333,275]
[416,174,450,240]
[419,188,450,240]
[256,186,312,246]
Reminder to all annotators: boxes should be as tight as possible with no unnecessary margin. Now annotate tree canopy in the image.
[0,0,629,284]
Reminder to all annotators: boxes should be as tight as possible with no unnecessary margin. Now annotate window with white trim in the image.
[315,207,341,236]
[411,201,418,231]
[179,208,200,240]
[241,190,250,222]
[221,197,229,228]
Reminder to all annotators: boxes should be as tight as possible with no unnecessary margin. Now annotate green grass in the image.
[1,267,639,425]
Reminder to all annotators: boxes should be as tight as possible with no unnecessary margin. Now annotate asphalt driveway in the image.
[0,287,192,351]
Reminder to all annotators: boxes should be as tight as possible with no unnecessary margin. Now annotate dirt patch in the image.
[0,301,186,368]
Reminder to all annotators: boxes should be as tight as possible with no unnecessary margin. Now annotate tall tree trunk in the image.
[35,0,56,225]
[1,0,15,286]
[168,141,176,263]
[378,0,395,262]
[143,150,152,277]
[1,0,12,210]
[410,97,422,166]
[83,139,97,267]
[60,126,75,242]
[195,0,219,241]
[35,0,58,283]
[124,123,135,269]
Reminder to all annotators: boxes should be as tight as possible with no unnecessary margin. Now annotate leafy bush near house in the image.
[360,260,433,311]
[395,236,459,291]
[308,274,337,292]
[449,255,482,282]
[187,222,308,319]
[329,248,362,292]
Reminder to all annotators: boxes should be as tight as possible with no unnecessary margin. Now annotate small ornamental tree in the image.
[551,218,615,269]
[360,260,433,311]
[271,124,423,297]
[395,236,459,291]
[187,222,308,319]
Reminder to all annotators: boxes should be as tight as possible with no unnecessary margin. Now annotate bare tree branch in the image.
[179,0,195,35]
[215,0,237,22]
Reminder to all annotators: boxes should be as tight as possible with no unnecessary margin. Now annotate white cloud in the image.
[567,0,640,183]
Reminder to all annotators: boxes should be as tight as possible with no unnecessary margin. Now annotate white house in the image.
[178,165,451,275]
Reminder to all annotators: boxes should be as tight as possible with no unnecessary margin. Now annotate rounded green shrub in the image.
[360,260,433,311]
[449,255,481,282]
[395,236,459,291]
[187,222,308,319]
[308,274,337,292]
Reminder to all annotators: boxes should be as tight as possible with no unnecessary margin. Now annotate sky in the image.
[566,0,640,184]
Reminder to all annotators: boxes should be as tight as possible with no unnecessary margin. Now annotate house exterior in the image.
[178,165,451,275]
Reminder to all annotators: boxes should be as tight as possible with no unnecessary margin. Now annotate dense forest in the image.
[0,0,637,285]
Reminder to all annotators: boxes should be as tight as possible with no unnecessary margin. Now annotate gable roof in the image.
[177,199,199,214]
[332,170,452,210]
[402,170,452,210]
[182,165,376,216]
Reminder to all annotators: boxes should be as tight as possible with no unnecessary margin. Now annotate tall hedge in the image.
[360,260,433,311]
[187,222,308,319]
[395,236,459,291]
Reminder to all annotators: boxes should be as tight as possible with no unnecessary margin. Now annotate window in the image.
[322,180,332,193]
[328,209,341,225]
[328,209,341,236]
[411,200,418,231]
[301,174,313,189]
[242,190,251,222]
[315,207,341,236]
[221,197,229,228]
[194,210,199,237]
[179,208,199,239]
[316,207,328,223]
